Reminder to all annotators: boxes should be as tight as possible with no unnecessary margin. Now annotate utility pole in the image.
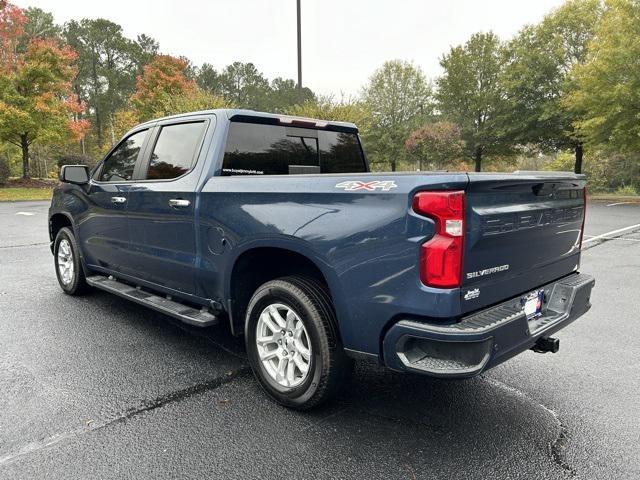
[297,0,302,100]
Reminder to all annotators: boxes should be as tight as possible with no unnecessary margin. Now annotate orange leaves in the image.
[125,53,234,123]
[0,4,88,148]
[67,118,90,141]
[24,38,79,83]
[0,1,26,72]
[27,38,77,61]
[132,55,195,102]
[34,92,56,112]
[63,94,85,115]
[129,54,201,121]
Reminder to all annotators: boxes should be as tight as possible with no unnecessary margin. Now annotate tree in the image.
[405,122,465,171]
[437,32,509,172]
[196,63,221,94]
[0,155,9,183]
[362,60,433,171]
[132,34,159,73]
[219,61,271,109]
[130,55,197,120]
[178,55,198,80]
[0,0,25,71]
[565,0,640,154]
[288,95,372,133]
[64,19,158,147]
[198,64,314,112]
[267,77,314,112]
[123,55,231,131]
[18,6,60,51]
[502,0,602,173]
[0,39,89,178]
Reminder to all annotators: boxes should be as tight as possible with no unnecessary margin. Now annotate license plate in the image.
[522,290,544,320]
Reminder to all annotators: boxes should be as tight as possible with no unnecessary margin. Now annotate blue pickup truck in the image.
[49,109,595,409]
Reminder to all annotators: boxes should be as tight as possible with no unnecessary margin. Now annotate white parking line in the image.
[606,202,635,207]
[15,212,36,216]
[583,224,640,244]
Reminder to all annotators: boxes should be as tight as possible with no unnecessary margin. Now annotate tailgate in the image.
[461,173,586,314]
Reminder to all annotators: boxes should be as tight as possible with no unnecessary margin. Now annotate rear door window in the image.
[145,122,206,180]
[98,129,148,182]
[221,122,366,175]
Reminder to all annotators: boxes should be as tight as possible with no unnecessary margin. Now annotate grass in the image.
[0,186,53,201]
[0,178,56,201]
[614,185,638,196]
[589,193,640,203]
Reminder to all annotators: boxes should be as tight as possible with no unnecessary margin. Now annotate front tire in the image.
[245,276,353,410]
[54,227,89,295]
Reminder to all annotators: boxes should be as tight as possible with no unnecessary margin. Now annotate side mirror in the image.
[60,165,90,185]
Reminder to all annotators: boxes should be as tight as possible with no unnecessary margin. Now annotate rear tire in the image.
[245,276,353,410]
[54,227,90,295]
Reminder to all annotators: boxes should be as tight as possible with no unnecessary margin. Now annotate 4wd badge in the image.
[464,288,480,301]
[335,180,398,192]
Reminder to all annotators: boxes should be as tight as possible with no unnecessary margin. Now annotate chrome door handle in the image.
[169,199,191,208]
[111,196,127,204]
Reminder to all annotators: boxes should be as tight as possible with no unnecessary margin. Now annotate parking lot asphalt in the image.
[0,199,638,479]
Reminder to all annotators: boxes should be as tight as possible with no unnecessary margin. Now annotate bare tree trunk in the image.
[574,143,583,174]
[474,145,482,172]
[20,134,30,179]
[109,114,116,145]
[95,106,102,147]
[74,91,86,155]
[92,58,103,147]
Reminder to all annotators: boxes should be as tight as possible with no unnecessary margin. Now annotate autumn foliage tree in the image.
[64,18,158,148]
[114,54,231,136]
[0,0,25,71]
[130,55,195,119]
[0,3,88,178]
[405,122,465,171]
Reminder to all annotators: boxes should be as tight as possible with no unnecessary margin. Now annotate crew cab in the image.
[49,109,595,409]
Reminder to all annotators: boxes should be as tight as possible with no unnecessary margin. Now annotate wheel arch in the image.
[49,211,91,278]
[49,212,74,247]
[226,244,345,339]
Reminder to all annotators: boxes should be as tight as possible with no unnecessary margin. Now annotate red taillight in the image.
[579,187,587,249]
[412,191,465,288]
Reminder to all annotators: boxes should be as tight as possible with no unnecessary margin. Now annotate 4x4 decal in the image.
[335,180,398,192]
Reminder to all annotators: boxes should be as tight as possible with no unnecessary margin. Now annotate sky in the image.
[15,0,566,97]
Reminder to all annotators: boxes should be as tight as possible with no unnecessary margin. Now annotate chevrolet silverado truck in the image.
[49,109,595,409]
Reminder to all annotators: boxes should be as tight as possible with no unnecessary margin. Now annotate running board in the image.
[86,275,218,327]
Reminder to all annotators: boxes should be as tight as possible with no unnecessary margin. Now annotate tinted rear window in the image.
[221,122,366,175]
